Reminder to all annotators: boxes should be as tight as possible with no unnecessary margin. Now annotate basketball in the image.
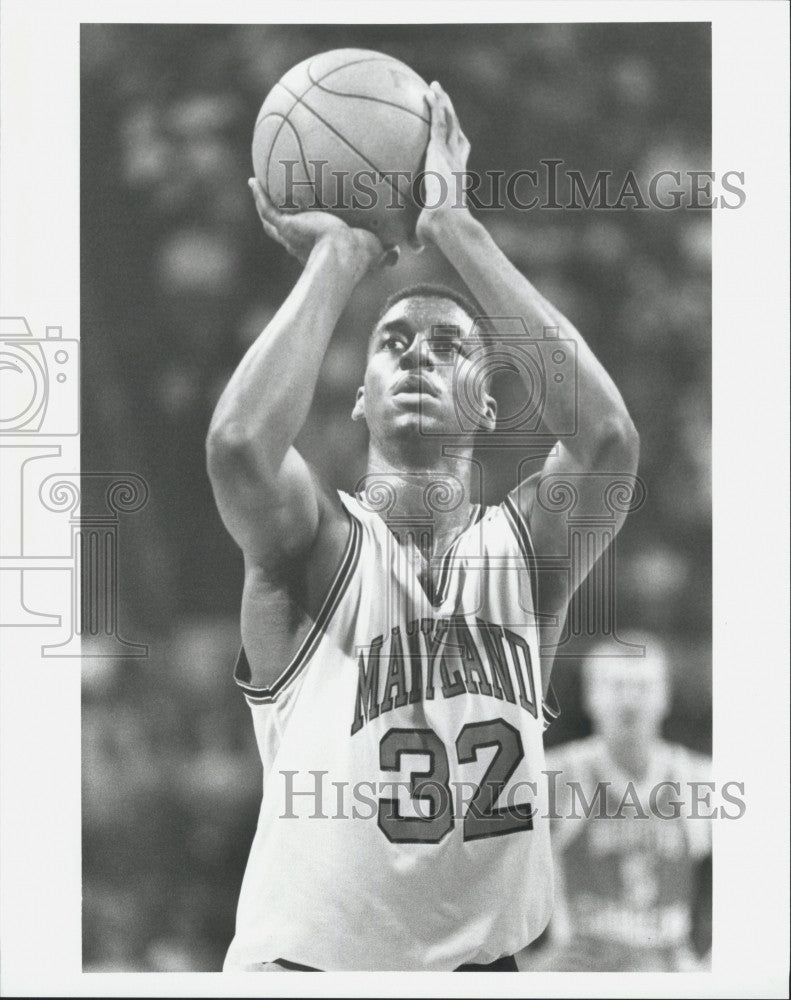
[252,49,430,246]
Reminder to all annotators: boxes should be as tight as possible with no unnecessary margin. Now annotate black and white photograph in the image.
[0,3,788,997]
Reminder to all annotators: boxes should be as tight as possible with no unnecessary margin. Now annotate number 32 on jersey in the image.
[377,717,535,844]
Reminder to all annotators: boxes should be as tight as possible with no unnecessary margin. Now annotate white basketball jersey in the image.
[224,491,558,972]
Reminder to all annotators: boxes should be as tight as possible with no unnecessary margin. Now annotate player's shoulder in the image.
[336,488,362,514]
[476,491,537,566]
[335,489,381,534]
[507,472,542,516]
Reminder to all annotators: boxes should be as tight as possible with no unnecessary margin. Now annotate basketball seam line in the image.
[255,55,399,188]
[254,54,396,130]
[305,62,430,123]
[260,114,313,204]
[276,79,412,208]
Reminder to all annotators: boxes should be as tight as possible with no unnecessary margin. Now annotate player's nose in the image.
[399,333,434,370]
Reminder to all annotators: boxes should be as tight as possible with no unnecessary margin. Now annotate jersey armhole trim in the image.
[503,494,539,613]
[542,680,561,731]
[234,510,363,704]
[502,496,557,729]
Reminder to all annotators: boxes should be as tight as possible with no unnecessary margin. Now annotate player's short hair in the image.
[368,282,496,399]
[374,283,488,336]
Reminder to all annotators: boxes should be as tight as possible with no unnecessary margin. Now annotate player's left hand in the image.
[415,82,472,248]
[248,178,394,271]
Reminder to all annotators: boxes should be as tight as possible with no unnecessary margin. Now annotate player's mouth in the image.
[392,374,439,398]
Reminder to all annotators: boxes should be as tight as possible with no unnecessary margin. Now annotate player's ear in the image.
[351,386,366,423]
[479,389,497,433]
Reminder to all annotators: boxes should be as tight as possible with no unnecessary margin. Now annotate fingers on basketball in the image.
[248,178,280,225]
[427,82,447,140]
[429,81,467,151]
[248,179,291,249]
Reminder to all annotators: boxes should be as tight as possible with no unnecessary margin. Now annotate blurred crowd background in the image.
[81,22,711,970]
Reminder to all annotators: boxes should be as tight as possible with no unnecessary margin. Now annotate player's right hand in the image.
[415,82,472,248]
[248,179,397,269]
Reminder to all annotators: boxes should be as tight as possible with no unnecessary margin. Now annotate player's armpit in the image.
[238,486,355,690]
[510,432,639,621]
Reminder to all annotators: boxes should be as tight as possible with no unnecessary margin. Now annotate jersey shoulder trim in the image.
[543,680,561,731]
[234,510,363,705]
[502,493,539,613]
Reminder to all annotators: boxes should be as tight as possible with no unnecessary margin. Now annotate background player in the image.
[206,81,640,970]
[518,632,712,972]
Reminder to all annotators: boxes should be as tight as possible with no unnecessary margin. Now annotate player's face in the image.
[352,296,496,446]
[585,659,668,742]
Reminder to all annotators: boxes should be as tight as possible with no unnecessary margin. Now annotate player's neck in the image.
[360,446,477,538]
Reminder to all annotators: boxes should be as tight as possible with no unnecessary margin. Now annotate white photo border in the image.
[0,1,788,997]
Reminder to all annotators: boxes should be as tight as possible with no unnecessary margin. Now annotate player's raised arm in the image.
[206,182,386,564]
[417,83,639,627]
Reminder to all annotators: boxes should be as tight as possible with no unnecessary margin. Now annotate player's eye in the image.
[382,335,406,352]
[432,339,465,359]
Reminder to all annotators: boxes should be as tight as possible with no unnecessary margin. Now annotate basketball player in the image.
[517,634,712,972]
[206,82,639,970]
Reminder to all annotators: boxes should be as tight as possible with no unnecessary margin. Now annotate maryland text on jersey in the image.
[351,615,543,735]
